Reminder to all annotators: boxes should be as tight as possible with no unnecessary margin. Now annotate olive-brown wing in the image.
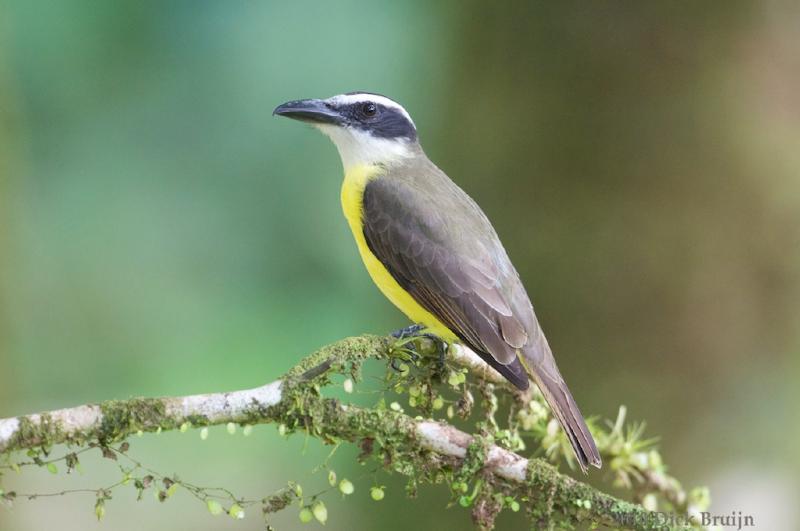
[361,177,529,389]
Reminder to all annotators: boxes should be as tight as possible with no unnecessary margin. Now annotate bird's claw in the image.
[391,323,425,339]
[388,324,449,377]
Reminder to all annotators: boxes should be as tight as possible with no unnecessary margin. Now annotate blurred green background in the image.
[1,1,798,529]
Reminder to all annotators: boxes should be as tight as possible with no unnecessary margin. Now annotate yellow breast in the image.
[340,165,457,341]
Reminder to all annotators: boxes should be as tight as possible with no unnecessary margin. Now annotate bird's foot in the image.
[391,323,425,339]
[389,356,413,373]
[388,324,449,376]
[388,337,420,372]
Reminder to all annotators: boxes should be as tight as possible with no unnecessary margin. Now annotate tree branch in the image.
[0,335,674,529]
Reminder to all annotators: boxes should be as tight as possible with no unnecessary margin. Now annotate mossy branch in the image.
[0,334,700,529]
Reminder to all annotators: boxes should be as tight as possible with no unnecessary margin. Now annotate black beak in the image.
[273,98,343,125]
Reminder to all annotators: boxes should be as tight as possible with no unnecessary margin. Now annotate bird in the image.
[273,92,601,473]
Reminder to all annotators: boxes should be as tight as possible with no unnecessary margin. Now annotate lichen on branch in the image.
[0,334,708,530]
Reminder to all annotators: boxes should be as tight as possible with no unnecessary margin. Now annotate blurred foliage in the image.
[1,1,799,529]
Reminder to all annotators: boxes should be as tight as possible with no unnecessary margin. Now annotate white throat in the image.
[316,124,414,171]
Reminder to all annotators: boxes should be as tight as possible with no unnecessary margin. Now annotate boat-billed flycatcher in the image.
[274,92,601,472]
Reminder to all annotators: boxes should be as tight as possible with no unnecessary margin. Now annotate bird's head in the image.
[274,92,418,170]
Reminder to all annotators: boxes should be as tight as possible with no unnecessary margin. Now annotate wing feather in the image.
[362,177,524,366]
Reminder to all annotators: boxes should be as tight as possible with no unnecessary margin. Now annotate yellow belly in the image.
[340,165,457,341]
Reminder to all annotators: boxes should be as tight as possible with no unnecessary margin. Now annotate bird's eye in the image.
[361,102,377,117]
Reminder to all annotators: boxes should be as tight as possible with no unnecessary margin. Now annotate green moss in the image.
[283,335,390,381]
[454,435,490,491]
[273,370,443,492]
[9,414,62,451]
[524,459,662,530]
[184,414,211,426]
[98,398,174,442]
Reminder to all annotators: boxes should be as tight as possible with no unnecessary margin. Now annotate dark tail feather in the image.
[520,353,601,473]
[463,339,601,473]
[477,351,530,391]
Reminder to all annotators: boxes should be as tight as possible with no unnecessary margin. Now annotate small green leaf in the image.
[648,450,663,469]
[311,500,327,524]
[179,422,190,433]
[688,486,711,512]
[46,463,58,474]
[339,479,354,495]
[642,493,658,511]
[432,397,444,410]
[370,487,385,501]
[226,422,237,435]
[299,507,313,523]
[448,371,461,387]
[206,499,223,516]
[94,500,105,521]
[510,500,520,512]
[452,481,468,493]
[228,503,245,519]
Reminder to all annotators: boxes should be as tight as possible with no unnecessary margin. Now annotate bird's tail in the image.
[519,338,601,473]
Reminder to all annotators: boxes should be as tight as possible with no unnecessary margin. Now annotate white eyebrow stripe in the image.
[325,93,415,127]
